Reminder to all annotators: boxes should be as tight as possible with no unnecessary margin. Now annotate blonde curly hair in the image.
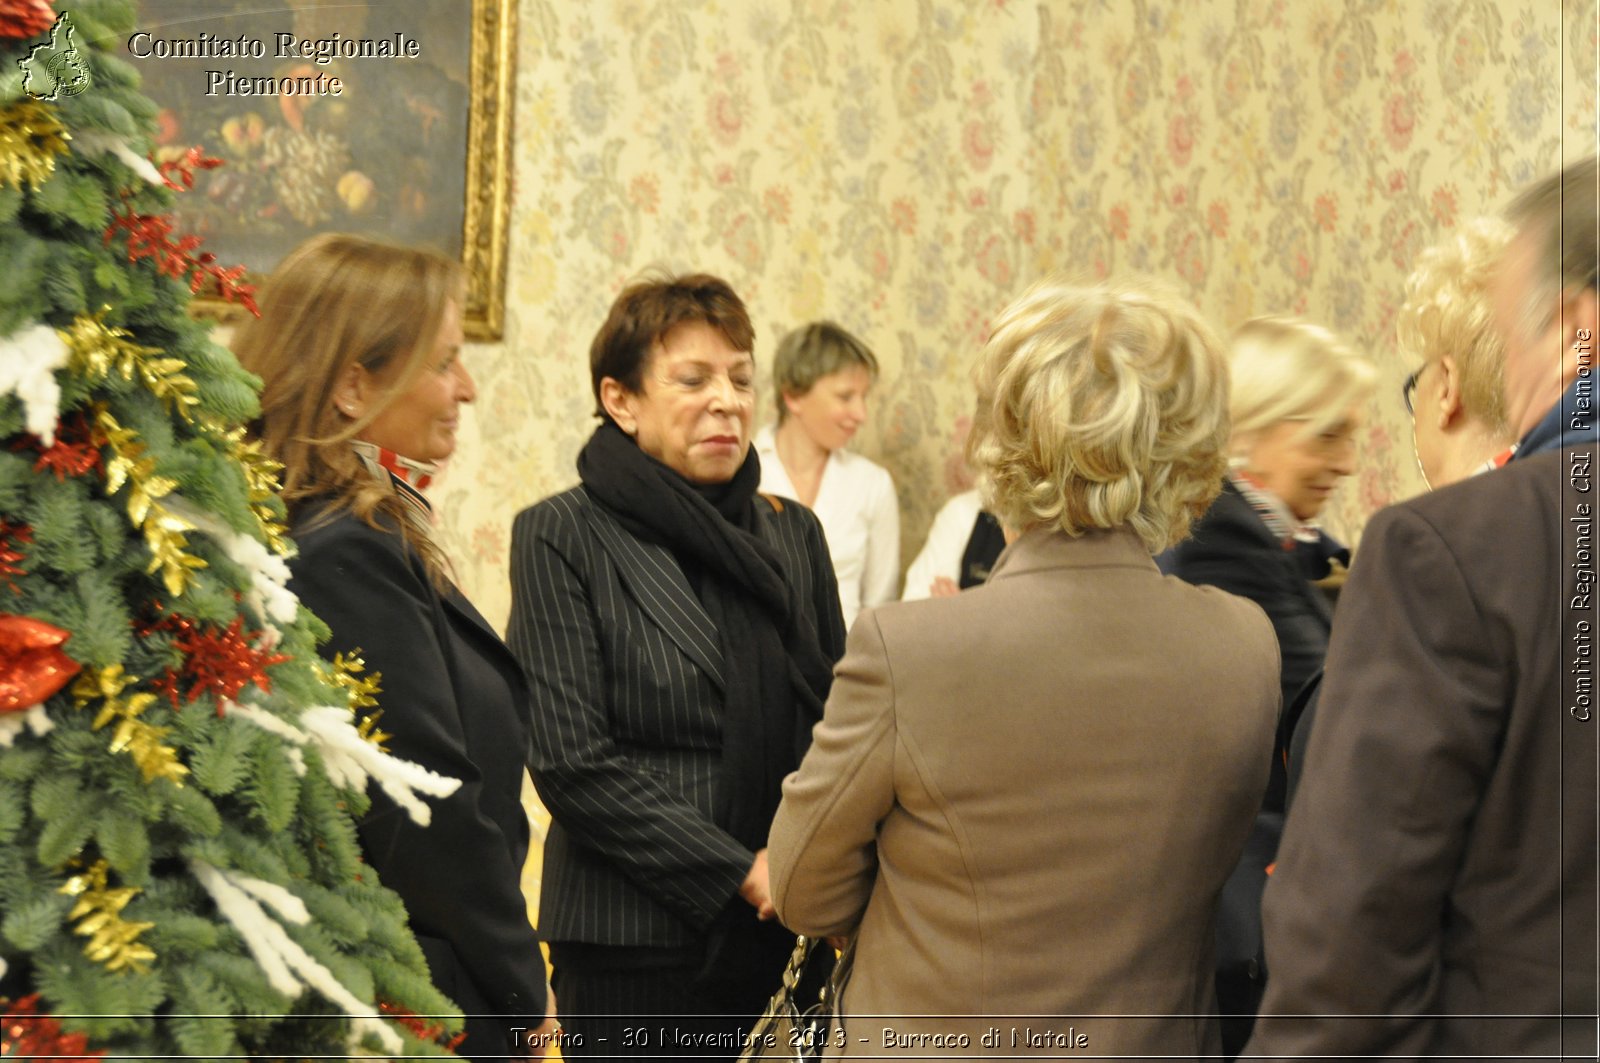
[967,275,1231,553]
[1396,216,1515,432]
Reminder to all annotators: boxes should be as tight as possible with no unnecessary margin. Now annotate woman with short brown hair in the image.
[507,272,844,1060]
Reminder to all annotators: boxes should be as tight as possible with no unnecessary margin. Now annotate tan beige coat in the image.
[768,527,1280,1061]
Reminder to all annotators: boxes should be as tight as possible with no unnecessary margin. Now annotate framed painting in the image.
[126,0,514,339]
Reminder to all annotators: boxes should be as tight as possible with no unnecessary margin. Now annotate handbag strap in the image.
[781,935,816,993]
[818,937,855,1016]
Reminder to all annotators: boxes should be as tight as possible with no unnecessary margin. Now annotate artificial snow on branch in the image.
[0,323,68,445]
[226,699,461,825]
[0,704,54,748]
[72,130,166,187]
[164,498,298,639]
[189,859,401,1055]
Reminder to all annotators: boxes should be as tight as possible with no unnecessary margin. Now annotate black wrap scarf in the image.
[576,420,834,854]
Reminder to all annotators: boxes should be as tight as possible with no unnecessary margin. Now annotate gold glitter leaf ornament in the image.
[71,666,188,784]
[64,310,200,423]
[0,100,70,191]
[58,859,158,974]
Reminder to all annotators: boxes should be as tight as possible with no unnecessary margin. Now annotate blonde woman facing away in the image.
[755,321,899,629]
[235,234,555,1062]
[768,276,1280,1059]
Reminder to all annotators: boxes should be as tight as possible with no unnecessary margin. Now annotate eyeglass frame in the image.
[1402,363,1428,416]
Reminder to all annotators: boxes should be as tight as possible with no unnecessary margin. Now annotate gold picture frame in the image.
[134,1,515,340]
[458,0,515,340]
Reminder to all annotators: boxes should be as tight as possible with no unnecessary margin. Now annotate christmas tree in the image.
[0,0,470,1055]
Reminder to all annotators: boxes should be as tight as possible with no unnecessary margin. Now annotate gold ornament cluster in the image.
[58,858,158,975]
[0,100,69,191]
[96,405,208,598]
[64,311,200,424]
[319,650,390,751]
[71,665,187,786]
[59,307,295,597]
[205,422,290,556]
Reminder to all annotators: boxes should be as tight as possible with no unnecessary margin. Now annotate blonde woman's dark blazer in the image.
[769,526,1281,1059]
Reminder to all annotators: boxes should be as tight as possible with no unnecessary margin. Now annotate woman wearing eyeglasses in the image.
[1160,315,1376,1061]
[1400,218,1520,487]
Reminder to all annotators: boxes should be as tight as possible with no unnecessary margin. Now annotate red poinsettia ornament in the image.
[0,521,28,594]
[377,1001,468,1053]
[0,0,55,39]
[148,614,287,713]
[20,412,104,480]
[0,614,79,712]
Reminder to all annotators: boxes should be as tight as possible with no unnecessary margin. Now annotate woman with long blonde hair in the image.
[235,233,554,1061]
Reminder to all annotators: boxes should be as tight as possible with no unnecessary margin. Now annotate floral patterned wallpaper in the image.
[435,0,1597,632]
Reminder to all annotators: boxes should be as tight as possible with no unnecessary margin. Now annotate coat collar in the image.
[1514,377,1599,460]
[1213,481,1285,550]
[988,525,1157,582]
[1208,485,1334,628]
[583,494,728,692]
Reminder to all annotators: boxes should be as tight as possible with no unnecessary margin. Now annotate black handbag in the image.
[739,936,853,1063]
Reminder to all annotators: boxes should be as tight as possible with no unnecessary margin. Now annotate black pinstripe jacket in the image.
[506,485,846,947]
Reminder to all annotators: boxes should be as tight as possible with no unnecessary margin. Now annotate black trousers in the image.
[550,915,831,1063]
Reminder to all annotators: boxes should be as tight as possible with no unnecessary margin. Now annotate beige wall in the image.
[437,0,1598,630]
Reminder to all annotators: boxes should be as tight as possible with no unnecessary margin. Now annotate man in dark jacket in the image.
[1246,157,1598,1059]
[1494,156,1600,460]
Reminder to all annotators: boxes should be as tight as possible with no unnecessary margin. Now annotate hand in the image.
[928,576,959,598]
[740,848,776,921]
[516,989,559,1059]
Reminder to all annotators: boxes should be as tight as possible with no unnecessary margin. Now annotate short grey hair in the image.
[1504,155,1599,343]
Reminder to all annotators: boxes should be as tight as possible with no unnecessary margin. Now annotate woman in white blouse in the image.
[756,321,899,629]
[900,488,1004,600]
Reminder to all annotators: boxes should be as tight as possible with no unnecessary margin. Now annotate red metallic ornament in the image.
[0,613,79,712]
[103,148,259,317]
[32,438,101,480]
[377,1000,468,1053]
[0,994,105,1059]
[15,413,104,481]
[151,614,288,713]
[0,0,55,40]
